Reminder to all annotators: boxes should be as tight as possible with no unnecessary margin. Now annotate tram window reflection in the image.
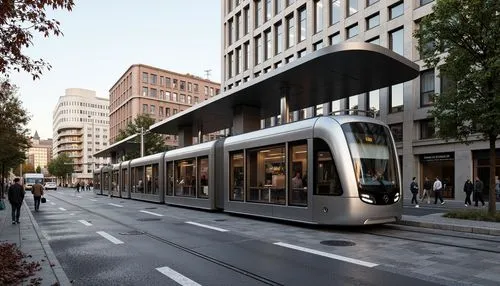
[289,141,308,206]
[246,145,286,204]
[122,169,128,194]
[175,158,196,197]
[230,152,244,201]
[198,157,208,199]
[166,162,173,196]
[314,139,342,196]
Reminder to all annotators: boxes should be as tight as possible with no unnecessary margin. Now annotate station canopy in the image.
[150,42,419,135]
[93,133,140,158]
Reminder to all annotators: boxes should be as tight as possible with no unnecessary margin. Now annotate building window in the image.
[142,72,148,83]
[227,52,233,78]
[330,0,340,25]
[172,93,177,102]
[265,0,272,21]
[228,19,233,45]
[348,95,358,114]
[276,0,283,14]
[368,89,380,113]
[329,32,341,45]
[150,105,155,114]
[236,47,242,75]
[255,35,263,65]
[389,27,404,56]
[265,29,272,60]
[180,81,186,91]
[244,6,250,34]
[420,69,435,107]
[389,123,403,142]
[367,36,380,45]
[142,87,148,96]
[346,23,359,39]
[298,6,307,42]
[389,83,404,113]
[150,88,157,98]
[298,49,307,58]
[440,74,455,95]
[420,119,435,139]
[255,0,263,28]
[367,0,379,6]
[314,0,323,34]
[347,0,358,17]
[313,41,323,51]
[180,94,186,103]
[159,107,164,117]
[165,77,171,88]
[366,13,379,30]
[150,74,157,85]
[286,15,295,48]
[420,0,433,7]
[142,104,148,114]
[389,1,404,20]
[172,79,178,89]
[244,41,250,70]
[275,22,283,55]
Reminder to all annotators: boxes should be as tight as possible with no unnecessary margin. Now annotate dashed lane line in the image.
[50,202,56,205]
[58,207,67,211]
[185,221,229,232]
[139,210,164,217]
[96,231,124,244]
[108,203,124,208]
[78,220,92,226]
[274,242,378,268]
[156,266,201,286]
[89,199,97,202]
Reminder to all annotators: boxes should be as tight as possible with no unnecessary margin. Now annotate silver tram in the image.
[94,115,402,225]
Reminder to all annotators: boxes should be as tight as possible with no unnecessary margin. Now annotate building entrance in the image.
[420,152,455,199]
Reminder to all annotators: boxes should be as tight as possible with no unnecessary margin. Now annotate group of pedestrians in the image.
[6,177,47,224]
[410,175,497,208]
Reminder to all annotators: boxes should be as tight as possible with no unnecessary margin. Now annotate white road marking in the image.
[139,210,164,217]
[78,220,92,226]
[58,207,66,211]
[274,242,378,268]
[50,202,56,205]
[89,199,97,202]
[77,195,82,198]
[96,231,124,244]
[108,203,123,208]
[156,266,201,286]
[70,213,75,216]
[185,221,229,232]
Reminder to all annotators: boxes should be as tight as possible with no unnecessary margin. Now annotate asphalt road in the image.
[27,189,449,285]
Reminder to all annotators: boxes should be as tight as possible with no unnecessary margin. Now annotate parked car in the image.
[44,182,57,190]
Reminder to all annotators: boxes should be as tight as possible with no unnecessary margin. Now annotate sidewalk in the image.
[400,198,500,236]
[0,198,71,286]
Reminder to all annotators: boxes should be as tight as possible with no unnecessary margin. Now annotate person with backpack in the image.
[410,177,419,208]
[32,179,44,212]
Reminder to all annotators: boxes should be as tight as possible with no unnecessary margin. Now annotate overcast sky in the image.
[9,0,222,139]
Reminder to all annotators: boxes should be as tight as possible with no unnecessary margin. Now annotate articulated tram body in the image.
[93,115,402,225]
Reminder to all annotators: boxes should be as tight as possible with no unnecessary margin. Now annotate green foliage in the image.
[0,0,75,79]
[115,114,167,160]
[35,166,41,173]
[444,209,500,222]
[414,0,500,215]
[47,153,74,179]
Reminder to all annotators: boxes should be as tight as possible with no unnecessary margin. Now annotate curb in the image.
[397,219,500,236]
[24,201,72,286]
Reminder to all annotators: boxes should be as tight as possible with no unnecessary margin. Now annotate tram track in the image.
[350,224,500,254]
[45,193,285,286]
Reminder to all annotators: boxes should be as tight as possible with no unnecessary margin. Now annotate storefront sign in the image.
[420,152,454,162]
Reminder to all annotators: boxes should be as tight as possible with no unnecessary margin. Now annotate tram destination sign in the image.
[420,152,454,162]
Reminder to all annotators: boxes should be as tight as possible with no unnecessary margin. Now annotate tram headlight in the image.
[393,192,400,202]
[360,193,374,204]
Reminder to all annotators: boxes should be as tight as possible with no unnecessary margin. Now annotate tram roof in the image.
[150,42,419,135]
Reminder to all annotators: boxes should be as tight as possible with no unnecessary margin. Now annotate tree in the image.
[0,78,30,195]
[35,166,41,173]
[414,0,500,215]
[0,0,75,79]
[115,114,167,160]
[47,153,73,182]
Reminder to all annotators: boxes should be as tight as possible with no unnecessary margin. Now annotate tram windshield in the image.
[342,122,399,191]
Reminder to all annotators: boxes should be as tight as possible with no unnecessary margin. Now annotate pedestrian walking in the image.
[8,178,25,224]
[463,178,473,207]
[473,176,485,207]
[421,176,432,204]
[495,175,500,201]
[76,181,80,193]
[32,179,44,212]
[433,176,445,205]
[410,177,419,208]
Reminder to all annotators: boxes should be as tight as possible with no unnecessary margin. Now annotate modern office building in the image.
[52,88,110,183]
[27,131,53,175]
[221,0,500,201]
[109,64,221,145]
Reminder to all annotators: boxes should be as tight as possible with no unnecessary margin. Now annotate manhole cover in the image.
[320,240,356,246]
[137,218,162,221]
[119,230,144,235]
[144,207,157,209]
[214,219,227,221]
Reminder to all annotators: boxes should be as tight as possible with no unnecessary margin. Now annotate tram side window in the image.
[122,169,128,193]
[94,174,101,190]
[246,145,286,204]
[103,172,110,191]
[132,166,144,193]
[314,139,343,196]
[145,165,153,194]
[289,141,308,206]
[198,157,209,199]
[112,171,118,193]
[166,162,173,196]
[175,158,196,197]
[152,164,159,195]
[230,151,244,201]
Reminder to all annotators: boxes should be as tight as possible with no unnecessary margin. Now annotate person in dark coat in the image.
[463,178,473,207]
[8,178,25,224]
[474,176,485,207]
